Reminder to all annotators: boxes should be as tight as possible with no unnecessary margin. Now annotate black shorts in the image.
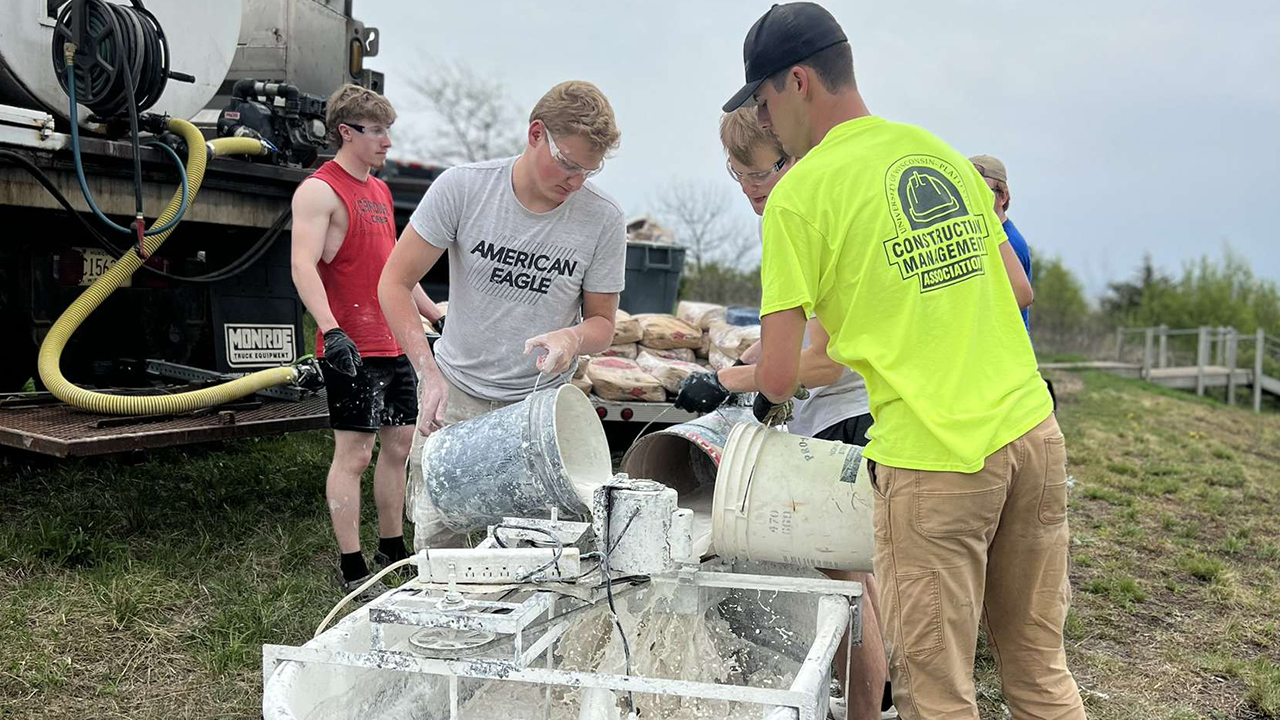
[322,355,418,433]
[813,412,874,446]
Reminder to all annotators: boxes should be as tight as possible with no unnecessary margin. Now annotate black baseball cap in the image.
[723,3,848,113]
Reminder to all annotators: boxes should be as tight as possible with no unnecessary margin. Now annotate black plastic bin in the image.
[619,241,686,315]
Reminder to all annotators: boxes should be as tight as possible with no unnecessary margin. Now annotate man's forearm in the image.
[755,308,808,402]
[412,285,444,324]
[573,315,616,356]
[292,265,339,333]
[719,346,843,393]
[381,281,441,379]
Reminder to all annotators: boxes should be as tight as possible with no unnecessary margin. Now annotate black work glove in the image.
[752,386,811,426]
[752,392,791,426]
[322,328,362,377]
[432,315,445,335]
[674,371,732,413]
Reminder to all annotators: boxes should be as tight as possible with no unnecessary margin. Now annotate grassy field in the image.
[2,369,1278,718]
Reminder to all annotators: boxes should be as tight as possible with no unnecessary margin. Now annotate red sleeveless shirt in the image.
[309,160,403,358]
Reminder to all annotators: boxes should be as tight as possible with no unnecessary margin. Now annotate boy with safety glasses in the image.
[378,81,625,548]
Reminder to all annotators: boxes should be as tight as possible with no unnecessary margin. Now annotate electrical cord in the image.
[0,148,119,251]
[491,523,566,583]
[601,494,642,716]
[313,556,417,639]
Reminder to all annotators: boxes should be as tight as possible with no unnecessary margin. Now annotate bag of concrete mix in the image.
[640,346,697,363]
[677,301,727,330]
[696,333,712,359]
[708,346,736,371]
[598,342,639,359]
[708,320,761,360]
[586,357,666,402]
[613,309,642,345]
[571,375,594,395]
[633,314,703,350]
[637,351,713,394]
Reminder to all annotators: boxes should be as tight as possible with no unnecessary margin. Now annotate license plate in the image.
[77,247,130,287]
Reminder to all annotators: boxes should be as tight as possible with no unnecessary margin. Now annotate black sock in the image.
[378,535,409,563]
[340,551,369,583]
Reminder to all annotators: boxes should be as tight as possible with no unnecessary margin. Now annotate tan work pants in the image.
[870,415,1086,720]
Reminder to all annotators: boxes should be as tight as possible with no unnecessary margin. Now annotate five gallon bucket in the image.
[416,384,612,533]
[712,423,875,571]
[620,405,755,496]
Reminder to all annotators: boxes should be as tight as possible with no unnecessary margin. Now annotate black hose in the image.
[0,148,122,254]
[52,0,172,117]
[0,149,291,284]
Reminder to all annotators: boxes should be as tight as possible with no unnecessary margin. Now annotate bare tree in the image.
[654,180,756,272]
[402,59,526,164]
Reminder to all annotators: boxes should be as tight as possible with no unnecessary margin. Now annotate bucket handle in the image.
[736,465,757,518]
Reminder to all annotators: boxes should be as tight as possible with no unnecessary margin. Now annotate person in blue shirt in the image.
[970,154,1032,331]
[972,154,1057,410]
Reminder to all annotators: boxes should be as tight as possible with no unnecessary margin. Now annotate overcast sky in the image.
[360,1,1279,298]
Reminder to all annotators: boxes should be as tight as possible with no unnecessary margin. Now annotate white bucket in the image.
[712,423,875,572]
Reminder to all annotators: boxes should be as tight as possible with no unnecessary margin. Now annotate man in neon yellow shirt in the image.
[722,4,1085,719]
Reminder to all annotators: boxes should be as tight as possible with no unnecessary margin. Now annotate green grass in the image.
[1084,575,1148,607]
[1082,485,1136,506]
[970,368,1280,719]
[0,430,386,717]
[1246,658,1280,717]
[1178,552,1230,582]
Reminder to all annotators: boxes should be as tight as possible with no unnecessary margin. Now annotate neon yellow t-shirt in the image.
[760,116,1052,473]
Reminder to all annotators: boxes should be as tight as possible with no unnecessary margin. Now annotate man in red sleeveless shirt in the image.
[290,85,440,598]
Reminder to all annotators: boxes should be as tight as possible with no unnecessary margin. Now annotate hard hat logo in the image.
[882,156,994,294]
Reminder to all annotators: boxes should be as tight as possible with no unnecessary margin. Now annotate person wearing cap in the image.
[970,153,1058,411]
[970,154,1033,331]
[722,4,1084,720]
[675,107,891,720]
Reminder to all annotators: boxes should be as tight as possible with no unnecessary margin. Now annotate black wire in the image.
[0,148,290,283]
[173,207,292,283]
[0,148,122,253]
[601,495,640,716]
[492,524,566,582]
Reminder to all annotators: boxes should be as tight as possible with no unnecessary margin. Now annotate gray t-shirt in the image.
[410,157,626,401]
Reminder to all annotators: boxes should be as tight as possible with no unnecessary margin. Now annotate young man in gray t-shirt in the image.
[378,80,625,545]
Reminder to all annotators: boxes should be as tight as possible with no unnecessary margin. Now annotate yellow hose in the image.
[37,119,302,416]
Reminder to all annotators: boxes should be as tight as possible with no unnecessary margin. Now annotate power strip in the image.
[416,547,581,584]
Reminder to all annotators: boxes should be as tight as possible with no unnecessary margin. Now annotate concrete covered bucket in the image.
[620,405,755,496]
[712,423,876,571]
[415,384,612,533]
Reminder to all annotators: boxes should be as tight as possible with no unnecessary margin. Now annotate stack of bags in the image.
[574,301,761,403]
